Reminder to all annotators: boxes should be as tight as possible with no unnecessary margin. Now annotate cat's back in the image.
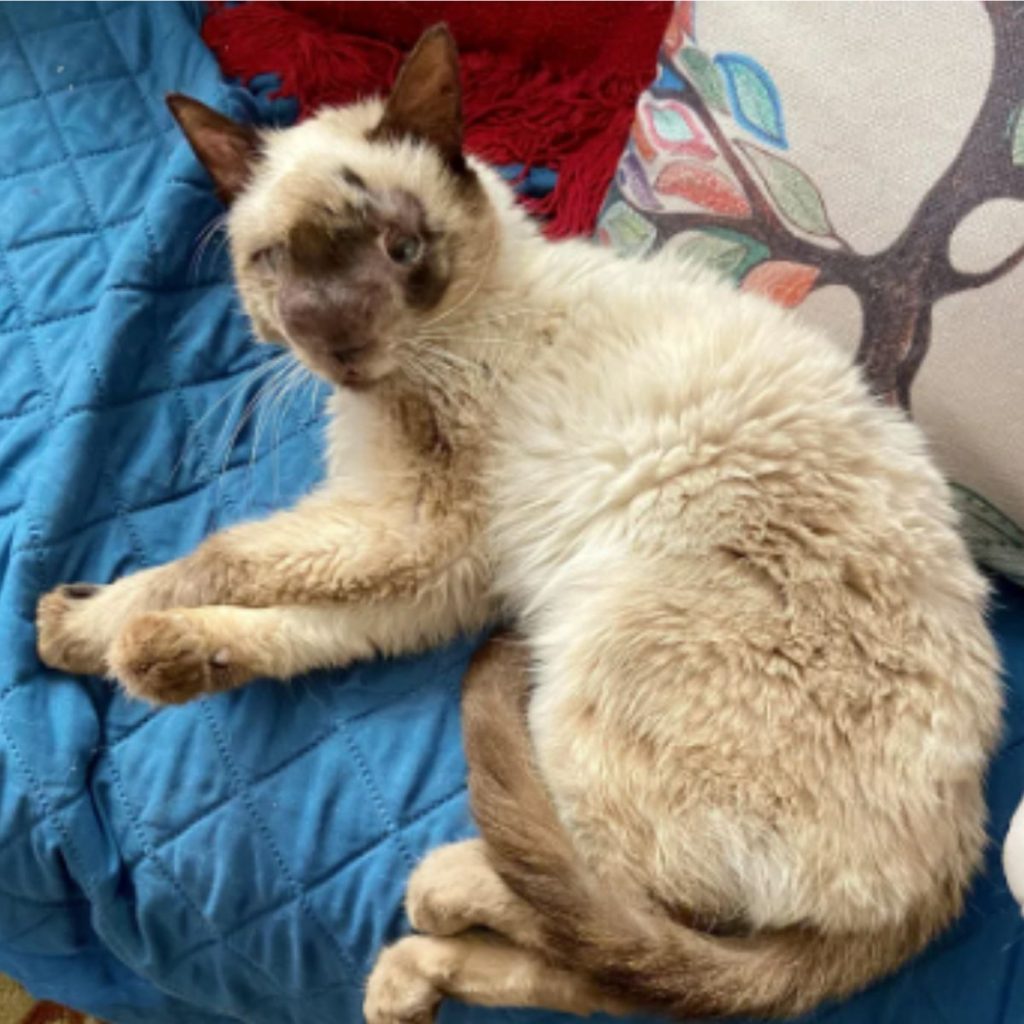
[487,258,1000,930]
[492,259,964,599]
[489,256,998,726]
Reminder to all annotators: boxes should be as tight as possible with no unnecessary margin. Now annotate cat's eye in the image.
[385,234,424,266]
[249,245,280,268]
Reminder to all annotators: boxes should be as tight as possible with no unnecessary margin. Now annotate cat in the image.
[36,25,1002,1023]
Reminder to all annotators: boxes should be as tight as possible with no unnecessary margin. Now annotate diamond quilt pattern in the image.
[0,4,1021,1024]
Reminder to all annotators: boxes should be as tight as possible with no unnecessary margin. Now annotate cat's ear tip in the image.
[422,22,456,42]
[416,22,459,56]
[165,93,205,124]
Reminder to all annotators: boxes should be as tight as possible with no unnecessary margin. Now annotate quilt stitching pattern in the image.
[0,6,485,1021]
[198,701,361,975]
[0,132,176,185]
[9,415,319,559]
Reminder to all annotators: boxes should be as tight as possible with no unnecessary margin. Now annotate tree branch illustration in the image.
[643,84,861,285]
[940,242,1024,293]
[620,0,1024,408]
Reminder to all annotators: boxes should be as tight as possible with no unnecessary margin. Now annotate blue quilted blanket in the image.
[0,4,1021,1023]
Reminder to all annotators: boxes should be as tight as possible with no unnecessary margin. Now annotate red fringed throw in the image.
[202,2,671,237]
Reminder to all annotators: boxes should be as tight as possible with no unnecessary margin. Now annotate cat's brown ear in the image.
[166,94,260,204]
[372,24,466,172]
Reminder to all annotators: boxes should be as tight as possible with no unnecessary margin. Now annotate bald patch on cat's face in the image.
[218,56,498,390]
[243,178,458,389]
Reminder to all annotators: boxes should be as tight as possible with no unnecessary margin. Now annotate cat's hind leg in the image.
[405,838,545,948]
[364,933,633,1024]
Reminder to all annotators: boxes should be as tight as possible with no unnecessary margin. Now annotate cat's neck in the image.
[426,227,616,377]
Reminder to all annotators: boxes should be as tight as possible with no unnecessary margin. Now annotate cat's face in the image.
[168,26,496,390]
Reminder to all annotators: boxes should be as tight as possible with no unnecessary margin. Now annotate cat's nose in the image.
[278,280,375,361]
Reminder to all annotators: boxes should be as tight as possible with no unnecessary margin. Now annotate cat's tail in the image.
[462,636,954,1020]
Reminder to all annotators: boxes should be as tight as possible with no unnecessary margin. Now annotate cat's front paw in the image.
[108,610,252,705]
[364,938,443,1024]
[36,584,109,675]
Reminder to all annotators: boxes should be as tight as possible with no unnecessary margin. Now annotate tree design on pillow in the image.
[603,0,1024,409]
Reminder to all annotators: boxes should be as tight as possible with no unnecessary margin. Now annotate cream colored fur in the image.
[36,85,1002,1022]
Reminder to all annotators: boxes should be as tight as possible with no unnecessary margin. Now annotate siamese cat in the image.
[37,26,1001,1023]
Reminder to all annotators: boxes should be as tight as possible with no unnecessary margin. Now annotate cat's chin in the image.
[328,358,398,392]
[292,349,395,392]
[336,368,383,391]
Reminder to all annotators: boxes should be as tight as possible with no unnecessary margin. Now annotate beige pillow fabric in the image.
[598,0,1024,583]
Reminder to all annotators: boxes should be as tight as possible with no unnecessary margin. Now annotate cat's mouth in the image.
[303,343,396,391]
[332,352,376,389]
[281,341,382,391]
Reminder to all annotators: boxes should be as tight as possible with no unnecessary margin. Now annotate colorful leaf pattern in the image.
[641,100,716,161]
[715,53,787,148]
[630,118,658,162]
[676,47,729,114]
[951,484,1024,587]
[741,260,820,307]
[664,0,695,53]
[602,4,823,305]
[654,59,685,93]
[617,151,663,211]
[656,161,752,217]
[737,141,835,237]
[599,201,658,258]
[597,1,1024,581]
[669,228,769,281]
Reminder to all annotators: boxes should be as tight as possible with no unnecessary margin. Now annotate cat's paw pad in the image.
[36,584,107,674]
[109,612,246,705]
[407,842,489,936]
[364,938,443,1024]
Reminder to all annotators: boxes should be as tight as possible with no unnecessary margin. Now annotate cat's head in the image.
[168,25,501,390]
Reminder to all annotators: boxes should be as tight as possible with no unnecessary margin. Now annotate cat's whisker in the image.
[172,355,286,479]
[418,306,541,336]
[418,342,476,374]
[206,356,286,437]
[414,346,476,391]
[217,357,295,497]
[207,233,232,274]
[308,375,325,418]
[404,351,457,404]
[269,361,311,498]
[189,212,229,281]
[241,362,297,505]
[417,333,526,347]
[248,360,295,471]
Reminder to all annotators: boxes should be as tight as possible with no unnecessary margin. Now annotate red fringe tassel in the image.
[202,2,670,237]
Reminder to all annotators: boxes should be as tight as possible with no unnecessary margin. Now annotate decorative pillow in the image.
[598,0,1024,585]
